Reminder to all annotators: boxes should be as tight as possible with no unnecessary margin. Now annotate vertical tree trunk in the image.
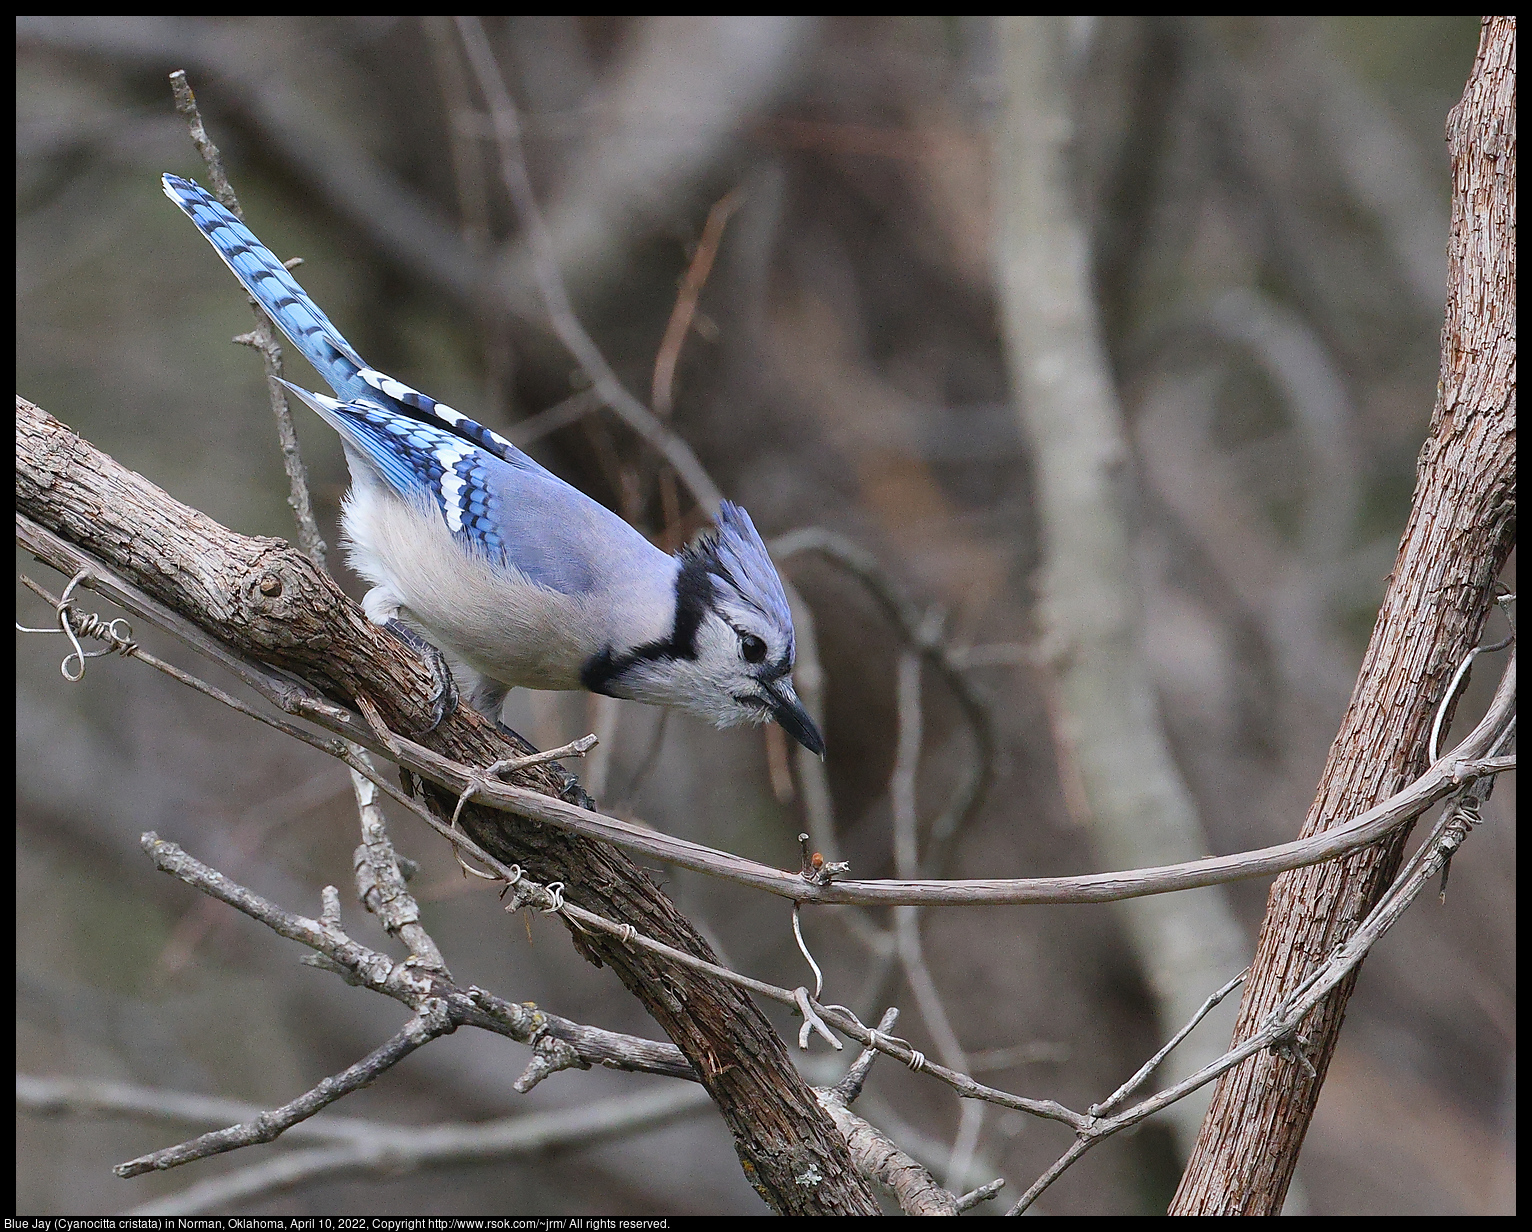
[1171,17,1515,1214]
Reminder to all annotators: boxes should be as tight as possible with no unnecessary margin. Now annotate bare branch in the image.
[15,492,1515,911]
[351,762,448,973]
[109,1085,712,1217]
[126,832,1009,1210]
[453,15,725,515]
[956,1177,1007,1211]
[19,1075,377,1141]
[115,1000,455,1177]
[815,1087,960,1216]
[15,385,1515,1212]
[133,832,696,1083]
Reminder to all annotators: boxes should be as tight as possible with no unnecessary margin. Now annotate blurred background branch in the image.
[992,14,1251,1162]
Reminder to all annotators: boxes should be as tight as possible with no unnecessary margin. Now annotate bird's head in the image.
[596,502,824,756]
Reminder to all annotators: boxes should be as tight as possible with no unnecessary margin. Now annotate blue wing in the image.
[166,172,665,596]
[281,380,642,595]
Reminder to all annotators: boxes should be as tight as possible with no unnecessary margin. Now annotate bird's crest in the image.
[684,502,794,642]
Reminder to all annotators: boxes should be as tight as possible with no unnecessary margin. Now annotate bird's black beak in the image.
[765,679,825,757]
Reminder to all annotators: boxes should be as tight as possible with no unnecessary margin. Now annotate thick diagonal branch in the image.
[13,397,878,1214]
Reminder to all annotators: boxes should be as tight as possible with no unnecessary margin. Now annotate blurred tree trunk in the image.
[1171,17,1515,1214]
[991,14,1249,1157]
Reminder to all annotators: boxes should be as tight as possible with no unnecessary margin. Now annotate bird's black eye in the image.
[740,633,767,663]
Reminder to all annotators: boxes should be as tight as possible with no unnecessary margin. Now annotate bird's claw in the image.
[384,618,458,733]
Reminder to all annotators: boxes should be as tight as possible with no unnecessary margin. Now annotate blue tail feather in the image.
[162,174,369,401]
[163,173,557,482]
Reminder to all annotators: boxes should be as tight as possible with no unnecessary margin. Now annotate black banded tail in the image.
[162,173,368,402]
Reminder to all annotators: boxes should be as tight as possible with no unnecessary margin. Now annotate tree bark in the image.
[14,396,880,1215]
[1171,17,1515,1214]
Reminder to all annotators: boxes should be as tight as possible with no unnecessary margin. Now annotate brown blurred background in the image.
[16,16,1513,1216]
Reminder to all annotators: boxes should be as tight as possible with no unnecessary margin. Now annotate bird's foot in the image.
[383,618,458,733]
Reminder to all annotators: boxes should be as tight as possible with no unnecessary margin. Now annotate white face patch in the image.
[609,608,780,728]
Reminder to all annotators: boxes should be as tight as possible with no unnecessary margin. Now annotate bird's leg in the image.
[382,618,458,732]
[491,717,538,757]
[395,643,597,809]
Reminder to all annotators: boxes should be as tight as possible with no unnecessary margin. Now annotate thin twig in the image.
[771,527,995,865]
[167,70,233,208]
[420,17,493,255]
[1090,967,1250,1117]
[115,1000,455,1177]
[809,1001,1086,1129]
[612,708,670,808]
[398,695,1515,909]
[965,1041,1071,1073]
[783,579,839,857]
[453,16,724,515]
[891,651,924,879]
[889,650,984,1186]
[19,1075,380,1141]
[652,187,744,417]
[817,1003,976,1217]
[956,1177,1007,1211]
[831,1007,902,1103]
[116,1086,712,1216]
[506,387,603,446]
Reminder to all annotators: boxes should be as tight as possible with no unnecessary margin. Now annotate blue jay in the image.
[163,174,824,756]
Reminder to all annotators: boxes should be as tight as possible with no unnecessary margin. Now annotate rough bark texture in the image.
[1170,17,1515,1214]
[14,396,880,1215]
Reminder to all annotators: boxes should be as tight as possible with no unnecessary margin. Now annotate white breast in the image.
[342,485,607,690]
